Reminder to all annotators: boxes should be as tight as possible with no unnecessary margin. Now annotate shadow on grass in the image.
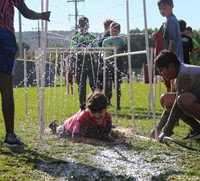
[0,146,137,180]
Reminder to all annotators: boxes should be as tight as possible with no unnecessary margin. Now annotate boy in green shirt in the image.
[70,16,98,111]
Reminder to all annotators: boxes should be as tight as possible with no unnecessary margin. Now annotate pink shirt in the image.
[63,109,112,137]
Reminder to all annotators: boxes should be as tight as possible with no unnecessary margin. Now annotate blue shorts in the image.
[0,27,17,75]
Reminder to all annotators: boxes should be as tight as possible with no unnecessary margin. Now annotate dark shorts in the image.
[0,27,17,75]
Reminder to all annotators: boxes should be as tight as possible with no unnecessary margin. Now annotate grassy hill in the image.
[15,30,101,52]
[15,30,73,51]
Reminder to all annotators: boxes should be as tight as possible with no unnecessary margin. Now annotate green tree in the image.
[129,28,157,68]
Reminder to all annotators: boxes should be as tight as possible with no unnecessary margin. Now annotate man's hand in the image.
[41,11,51,21]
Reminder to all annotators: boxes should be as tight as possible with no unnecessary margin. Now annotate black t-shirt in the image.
[181,34,193,64]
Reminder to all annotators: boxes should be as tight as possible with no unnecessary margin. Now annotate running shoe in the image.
[49,121,59,134]
[3,134,25,149]
[183,129,200,139]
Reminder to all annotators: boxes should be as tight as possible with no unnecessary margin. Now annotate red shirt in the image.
[0,0,23,32]
[63,109,112,139]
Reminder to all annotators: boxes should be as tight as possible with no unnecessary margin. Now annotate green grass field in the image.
[0,81,200,180]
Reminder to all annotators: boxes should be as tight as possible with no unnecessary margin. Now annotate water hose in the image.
[163,136,200,151]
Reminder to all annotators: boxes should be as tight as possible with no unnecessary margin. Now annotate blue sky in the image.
[14,0,199,33]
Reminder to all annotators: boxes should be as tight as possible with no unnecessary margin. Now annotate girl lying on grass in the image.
[49,91,124,145]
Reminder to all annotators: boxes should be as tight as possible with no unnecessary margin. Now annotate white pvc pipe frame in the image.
[35,46,153,136]
[37,0,49,138]
[33,0,156,138]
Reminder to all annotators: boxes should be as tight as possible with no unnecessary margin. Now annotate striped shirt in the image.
[0,0,23,32]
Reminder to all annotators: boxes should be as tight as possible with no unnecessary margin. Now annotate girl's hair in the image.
[109,21,121,32]
[87,91,108,112]
[155,49,181,69]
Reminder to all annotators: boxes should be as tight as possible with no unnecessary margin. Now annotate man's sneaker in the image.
[49,121,59,134]
[183,129,200,139]
[3,134,25,149]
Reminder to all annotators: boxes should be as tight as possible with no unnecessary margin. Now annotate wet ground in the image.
[27,129,191,181]
[32,144,183,181]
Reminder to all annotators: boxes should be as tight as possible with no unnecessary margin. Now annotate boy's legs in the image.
[116,70,123,110]
[87,63,97,92]
[0,73,24,148]
[76,57,87,110]
[105,65,113,105]
[105,80,112,105]
[77,72,87,110]
[116,82,121,110]
[0,73,14,134]
[96,58,104,90]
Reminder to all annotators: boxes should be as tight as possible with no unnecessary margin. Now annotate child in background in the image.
[102,21,128,110]
[185,26,200,65]
[49,91,113,145]
[98,19,113,47]
[179,19,195,65]
[152,0,183,92]
[97,19,113,90]
[70,16,98,111]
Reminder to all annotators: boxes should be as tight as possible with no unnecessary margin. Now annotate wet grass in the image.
[0,81,200,180]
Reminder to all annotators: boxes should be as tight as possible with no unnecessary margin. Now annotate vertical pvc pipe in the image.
[126,0,135,129]
[39,0,49,138]
[143,0,157,140]
[35,50,42,135]
[103,57,106,95]
[53,50,58,120]
[114,48,118,125]
[24,48,28,118]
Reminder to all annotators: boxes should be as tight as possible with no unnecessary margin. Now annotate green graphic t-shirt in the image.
[70,33,98,48]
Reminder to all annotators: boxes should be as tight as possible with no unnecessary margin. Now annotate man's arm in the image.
[159,100,181,142]
[17,1,50,21]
